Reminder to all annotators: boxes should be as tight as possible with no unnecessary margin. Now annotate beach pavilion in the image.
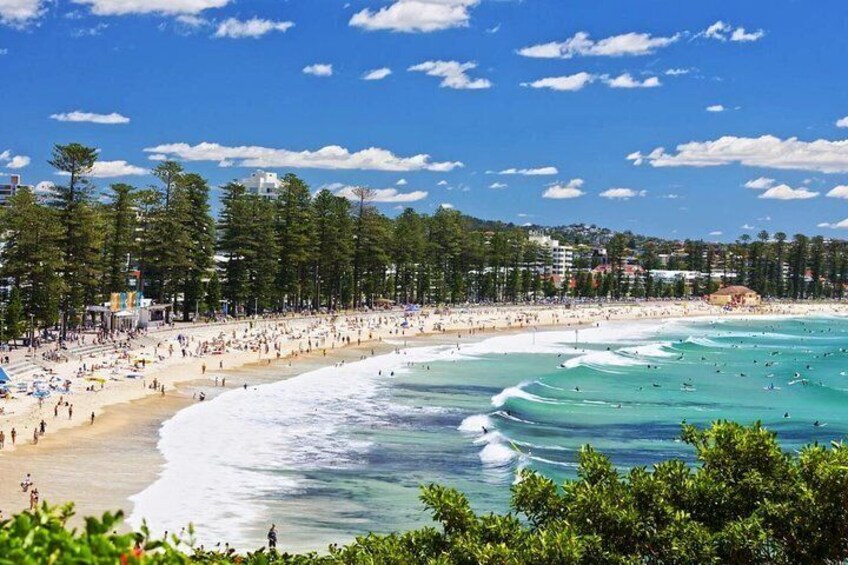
[708,285,762,307]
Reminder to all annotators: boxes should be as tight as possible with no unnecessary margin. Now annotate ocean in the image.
[128,315,848,552]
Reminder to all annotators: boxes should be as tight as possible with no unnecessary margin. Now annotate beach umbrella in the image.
[0,367,9,384]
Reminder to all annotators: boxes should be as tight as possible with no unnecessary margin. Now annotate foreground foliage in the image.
[2,421,847,564]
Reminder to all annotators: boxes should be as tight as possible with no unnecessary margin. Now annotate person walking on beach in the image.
[267,524,277,550]
[29,488,39,511]
[11,427,16,445]
[90,412,95,425]
[68,404,73,420]
[202,362,206,375]
[0,430,4,449]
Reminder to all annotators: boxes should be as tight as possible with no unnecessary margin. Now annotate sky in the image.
[1,0,848,241]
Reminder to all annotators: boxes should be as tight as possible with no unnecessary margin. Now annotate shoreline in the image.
[1,301,846,522]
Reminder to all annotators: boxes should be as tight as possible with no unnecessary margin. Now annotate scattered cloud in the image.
[214,18,294,39]
[0,0,45,27]
[50,110,130,124]
[819,218,848,229]
[486,23,500,34]
[396,178,407,186]
[71,22,109,37]
[334,185,428,203]
[56,160,147,178]
[744,177,775,189]
[489,182,508,189]
[518,30,679,59]
[740,224,756,230]
[491,166,558,176]
[439,202,454,209]
[709,230,723,236]
[600,188,646,200]
[604,73,660,89]
[628,135,848,173]
[73,0,230,16]
[437,180,448,186]
[0,150,30,169]
[837,116,848,128]
[350,0,479,33]
[303,63,333,77]
[826,185,848,199]
[758,184,819,200]
[521,72,595,92]
[701,20,765,42]
[144,142,463,172]
[408,60,491,90]
[665,68,692,76]
[706,104,725,112]
[362,67,392,80]
[543,179,585,199]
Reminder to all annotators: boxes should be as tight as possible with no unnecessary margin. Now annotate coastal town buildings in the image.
[0,174,26,206]
[241,170,282,199]
[529,232,574,277]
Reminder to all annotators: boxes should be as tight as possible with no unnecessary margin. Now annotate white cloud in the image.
[56,160,147,178]
[543,179,585,199]
[396,178,408,186]
[731,27,765,42]
[740,223,756,230]
[604,73,660,89]
[6,155,30,169]
[600,187,646,200]
[437,180,448,186]
[439,202,454,209]
[518,31,679,59]
[349,0,478,33]
[706,104,725,113]
[408,60,491,90]
[701,20,765,43]
[819,218,848,229]
[489,182,507,189]
[521,72,595,92]
[836,116,848,128]
[50,110,130,124]
[303,64,333,77]
[0,48,7,55]
[0,0,45,27]
[144,142,463,172]
[214,18,293,39]
[758,184,819,200]
[665,68,692,76]
[0,150,29,169]
[34,180,55,195]
[826,185,848,199]
[334,185,427,203]
[492,166,558,176]
[709,230,723,236]
[362,67,392,81]
[744,176,775,189]
[628,135,848,173]
[72,0,230,16]
[176,14,207,27]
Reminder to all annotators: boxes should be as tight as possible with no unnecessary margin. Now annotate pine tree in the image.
[48,143,103,331]
[103,183,139,294]
[275,174,314,309]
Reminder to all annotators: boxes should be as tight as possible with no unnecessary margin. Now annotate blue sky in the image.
[1,0,848,241]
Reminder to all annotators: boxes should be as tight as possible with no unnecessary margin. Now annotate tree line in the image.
[0,143,554,338]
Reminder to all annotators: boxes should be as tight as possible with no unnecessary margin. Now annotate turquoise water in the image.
[131,315,848,552]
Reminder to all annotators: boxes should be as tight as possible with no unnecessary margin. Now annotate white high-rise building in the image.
[528,232,574,277]
[241,170,282,199]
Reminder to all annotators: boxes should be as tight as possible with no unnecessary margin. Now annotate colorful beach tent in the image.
[0,367,9,383]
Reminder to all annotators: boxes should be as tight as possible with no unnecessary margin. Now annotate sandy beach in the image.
[1,300,845,523]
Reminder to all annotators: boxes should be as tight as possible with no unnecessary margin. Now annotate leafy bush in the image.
[2,421,847,564]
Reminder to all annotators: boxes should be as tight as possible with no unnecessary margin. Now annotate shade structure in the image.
[0,367,9,384]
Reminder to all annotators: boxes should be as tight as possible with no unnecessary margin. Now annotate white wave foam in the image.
[560,350,643,370]
[619,342,675,358]
[491,383,557,407]
[479,442,516,467]
[458,414,493,433]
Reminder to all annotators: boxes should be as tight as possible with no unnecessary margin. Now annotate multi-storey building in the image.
[241,170,282,199]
